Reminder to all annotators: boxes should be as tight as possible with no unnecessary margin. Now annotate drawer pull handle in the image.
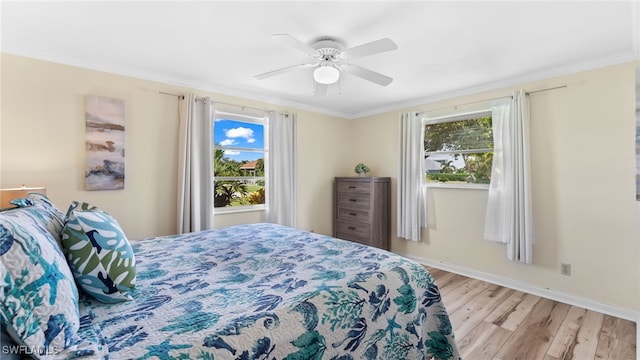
[349,212,357,216]
[349,199,357,202]
[348,226,356,230]
[348,186,356,189]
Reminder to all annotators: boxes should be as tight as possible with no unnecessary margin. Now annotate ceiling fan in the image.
[254,34,398,95]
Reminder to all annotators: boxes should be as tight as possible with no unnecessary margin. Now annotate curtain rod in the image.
[159,91,184,99]
[527,85,567,95]
[419,85,567,114]
[205,99,269,114]
[158,91,269,113]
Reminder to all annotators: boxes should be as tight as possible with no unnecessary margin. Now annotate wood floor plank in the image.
[494,298,571,360]
[595,333,620,360]
[434,272,473,296]
[438,277,491,314]
[487,291,541,331]
[603,316,638,359]
[426,267,466,289]
[594,315,628,359]
[426,267,448,279]
[484,290,525,325]
[604,315,637,344]
[448,284,514,339]
[571,310,605,359]
[425,266,637,360]
[545,306,587,360]
[456,321,512,359]
[607,342,637,360]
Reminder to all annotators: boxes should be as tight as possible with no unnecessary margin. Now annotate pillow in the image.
[62,201,136,303]
[0,203,81,358]
[5,192,65,243]
[9,197,33,208]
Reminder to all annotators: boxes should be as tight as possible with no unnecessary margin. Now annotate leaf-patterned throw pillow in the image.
[62,201,136,303]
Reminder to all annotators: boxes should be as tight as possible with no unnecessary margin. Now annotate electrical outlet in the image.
[560,263,571,276]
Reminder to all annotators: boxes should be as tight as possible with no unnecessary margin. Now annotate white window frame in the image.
[213,108,268,214]
[423,108,493,190]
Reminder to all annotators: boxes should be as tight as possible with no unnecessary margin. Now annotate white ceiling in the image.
[1,1,639,119]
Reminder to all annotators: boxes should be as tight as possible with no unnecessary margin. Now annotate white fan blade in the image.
[314,82,327,97]
[273,34,319,57]
[254,62,316,80]
[341,38,397,59]
[341,64,393,86]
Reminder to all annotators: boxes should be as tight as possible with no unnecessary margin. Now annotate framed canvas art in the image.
[85,95,125,190]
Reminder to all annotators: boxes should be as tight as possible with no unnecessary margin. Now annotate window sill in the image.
[215,205,265,215]
[426,183,489,190]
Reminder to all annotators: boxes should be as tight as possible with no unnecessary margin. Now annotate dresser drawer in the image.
[334,177,390,250]
[336,219,370,243]
[337,181,371,194]
[337,207,370,222]
[337,193,370,210]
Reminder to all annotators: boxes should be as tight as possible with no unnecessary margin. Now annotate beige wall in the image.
[1,53,638,313]
[351,61,640,312]
[0,54,349,239]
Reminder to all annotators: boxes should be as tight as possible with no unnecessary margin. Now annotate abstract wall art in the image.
[85,95,125,190]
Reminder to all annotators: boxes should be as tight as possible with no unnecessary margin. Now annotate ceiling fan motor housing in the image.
[312,38,344,61]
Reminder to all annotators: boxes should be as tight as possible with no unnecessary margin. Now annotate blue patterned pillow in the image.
[62,201,136,303]
[5,193,66,243]
[0,202,81,357]
[9,197,33,207]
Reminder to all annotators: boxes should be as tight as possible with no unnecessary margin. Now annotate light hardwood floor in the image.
[427,267,637,360]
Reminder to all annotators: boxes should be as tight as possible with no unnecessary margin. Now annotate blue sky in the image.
[214,119,264,162]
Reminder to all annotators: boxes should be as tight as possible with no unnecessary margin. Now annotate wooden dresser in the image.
[333,177,390,250]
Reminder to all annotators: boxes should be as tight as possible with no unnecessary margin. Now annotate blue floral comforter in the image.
[79,223,460,359]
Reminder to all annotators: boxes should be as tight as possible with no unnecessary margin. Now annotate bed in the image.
[1,194,460,360]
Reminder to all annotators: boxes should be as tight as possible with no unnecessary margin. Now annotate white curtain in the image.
[266,112,297,227]
[177,93,214,233]
[397,112,427,241]
[484,90,533,263]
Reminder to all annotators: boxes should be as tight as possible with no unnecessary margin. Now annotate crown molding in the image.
[350,51,640,119]
[3,46,638,121]
[1,48,352,120]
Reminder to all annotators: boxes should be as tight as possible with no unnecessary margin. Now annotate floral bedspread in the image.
[79,223,460,359]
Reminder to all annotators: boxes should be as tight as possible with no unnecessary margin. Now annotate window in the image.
[423,110,493,185]
[213,109,267,211]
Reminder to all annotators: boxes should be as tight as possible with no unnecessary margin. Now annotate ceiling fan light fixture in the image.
[313,65,340,85]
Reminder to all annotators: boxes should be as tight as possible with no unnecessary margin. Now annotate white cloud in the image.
[247,138,256,143]
[224,150,240,156]
[225,127,254,142]
[219,139,235,146]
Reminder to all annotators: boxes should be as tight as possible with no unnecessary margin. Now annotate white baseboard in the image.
[395,252,639,323]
